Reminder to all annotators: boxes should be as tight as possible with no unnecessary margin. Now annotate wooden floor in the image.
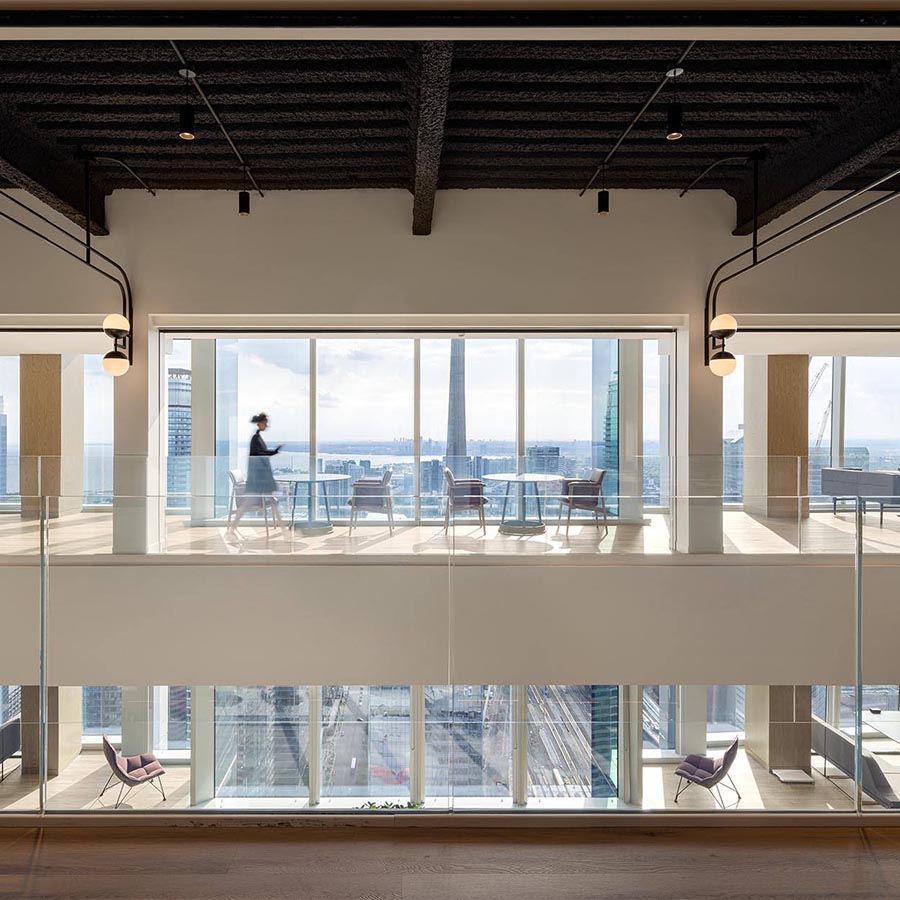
[2,824,900,898]
[0,749,858,813]
[2,507,899,557]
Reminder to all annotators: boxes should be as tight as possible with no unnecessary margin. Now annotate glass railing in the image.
[4,484,900,815]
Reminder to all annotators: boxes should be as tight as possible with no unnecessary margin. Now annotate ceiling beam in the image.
[0,99,107,234]
[411,41,453,236]
[733,61,900,235]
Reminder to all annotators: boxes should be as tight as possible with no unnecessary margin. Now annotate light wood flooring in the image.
[0,749,860,814]
[2,823,900,898]
[2,508,899,557]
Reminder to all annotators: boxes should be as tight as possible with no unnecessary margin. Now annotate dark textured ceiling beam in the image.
[0,98,106,234]
[448,103,838,119]
[411,41,453,237]
[446,124,809,140]
[51,126,408,143]
[451,86,864,104]
[733,65,900,234]
[28,104,408,123]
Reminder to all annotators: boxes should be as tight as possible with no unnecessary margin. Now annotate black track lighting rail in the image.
[0,188,134,364]
[578,40,695,198]
[90,156,156,197]
[703,164,900,366]
[679,156,752,198]
[170,40,264,199]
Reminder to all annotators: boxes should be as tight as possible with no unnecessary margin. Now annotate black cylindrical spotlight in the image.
[666,103,684,141]
[597,189,610,215]
[238,189,251,216]
[178,104,196,141]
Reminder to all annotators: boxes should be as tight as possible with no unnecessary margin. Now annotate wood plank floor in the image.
[1,824,900,898]
[2,508,898,557]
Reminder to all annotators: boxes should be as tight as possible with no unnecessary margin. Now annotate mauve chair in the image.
[348,469,395,534]
[443,466,487,532]
[673,736,741,809]
[556,468,609,537]
[100,735,167,809]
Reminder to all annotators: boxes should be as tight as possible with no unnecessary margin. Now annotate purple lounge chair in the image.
[673,736,741,808]
[100,735,167,809]
[556,468,609,537]
[348,470,395,534]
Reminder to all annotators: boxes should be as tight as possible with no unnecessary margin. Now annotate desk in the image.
[482,472,561,535]
[863,710,900,745]
[276,473,351,535]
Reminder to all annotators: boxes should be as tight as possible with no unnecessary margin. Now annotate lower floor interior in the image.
[2,823,900,900]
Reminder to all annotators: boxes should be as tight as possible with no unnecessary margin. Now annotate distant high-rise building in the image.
[446,339,468,476]
[167,368,192,501]
[526,445,560,474]
[0,395,6,498]
[603,376,619,471]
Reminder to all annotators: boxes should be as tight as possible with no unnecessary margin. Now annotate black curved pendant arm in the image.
[0,188,134,362]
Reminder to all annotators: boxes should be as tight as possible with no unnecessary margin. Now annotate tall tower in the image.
[167,368,192,499]
[0,395,7,499]
[446,338,467,476]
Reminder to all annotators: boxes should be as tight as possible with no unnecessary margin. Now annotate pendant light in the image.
[102,348,129,377]
[710,349,737,378]
[178,68,196,141]
[102,312,130,339]
[709,313,738,340]
[238,165,251,216]
[597,164,610,215]
[666,67,684,141]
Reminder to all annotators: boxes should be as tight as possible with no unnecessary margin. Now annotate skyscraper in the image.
[167,368,192,501]
[0,395,6,499]
[446,338,467,476]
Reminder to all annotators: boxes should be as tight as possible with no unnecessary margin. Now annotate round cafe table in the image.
[276,473,351,536]
[482,472,562,535]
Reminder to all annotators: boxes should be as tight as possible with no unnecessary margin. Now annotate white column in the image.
[831,356,846,467]
[618,685,643,808]
[121,685,153,757]
[413,340,422,523]
[308,685,321,806]
[618,340,644,523]
[658,339,673,514]
[677,685,708,757]
[674,322,723,553]
[511,684,528,806]
[190,685,215,806]
[113,320,161,553]
[516,339,525,469]
[409,684,426,805]
[190,339,216,524]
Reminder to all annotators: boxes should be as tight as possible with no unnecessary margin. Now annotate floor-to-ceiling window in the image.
[0,356,18,505]
[808,356,834,498]
[844,357,900,471]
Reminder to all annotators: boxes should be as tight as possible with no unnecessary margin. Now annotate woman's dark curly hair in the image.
[250,412,269,424]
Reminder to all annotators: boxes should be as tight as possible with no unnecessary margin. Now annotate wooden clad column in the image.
[20,685,82,776]
[19,354,84,518]
[743,355,809,519]
[745,685,813,774]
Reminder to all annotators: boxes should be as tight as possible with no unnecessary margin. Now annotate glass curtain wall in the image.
[845,357,900,470]
[0,356,17,505]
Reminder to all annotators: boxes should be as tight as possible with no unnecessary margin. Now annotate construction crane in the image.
[816,399,833,449]
[809,361,828,397]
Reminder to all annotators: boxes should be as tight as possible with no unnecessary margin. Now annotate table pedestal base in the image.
[294,521,334,536]
[498,520,546,536]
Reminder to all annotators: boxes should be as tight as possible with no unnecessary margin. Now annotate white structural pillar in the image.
[677,685,708,757]
[308,686,321,806]
[618,685,643,808]
[409,684,426,806]
[19,354,84,518]
[831,356,846,467]
[190,339,216,524]
[618,340,644,523]
[190,685,215,807]
[113,320,161,554]
[511,685,528,806]
[121,685,153,757]
[675,323,723,553]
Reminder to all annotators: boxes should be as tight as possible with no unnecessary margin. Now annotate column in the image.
[113,320,161,553]
[677,685,708,757]
[190,685,215,806]
[617,685,642,808]
[675,323,723,553]
[308,686,321,806]
[409,684,426,806]
[745,685,813,774]
[831,356,846,467]
[120,685,152,757]
[190,339,216,524]
[19,354,84,518]
[743,355,809,519]
[511,685,528,806]
[618,340,643,523]
[20,685,82,776]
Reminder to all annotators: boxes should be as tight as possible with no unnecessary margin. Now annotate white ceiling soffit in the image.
[730,330,900,357]
[0,332,108,355]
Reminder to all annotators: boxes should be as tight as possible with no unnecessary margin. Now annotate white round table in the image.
[276,472,351,535]
[482,472,562,535]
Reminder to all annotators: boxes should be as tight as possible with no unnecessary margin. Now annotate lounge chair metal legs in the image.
[99,772,115,798]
